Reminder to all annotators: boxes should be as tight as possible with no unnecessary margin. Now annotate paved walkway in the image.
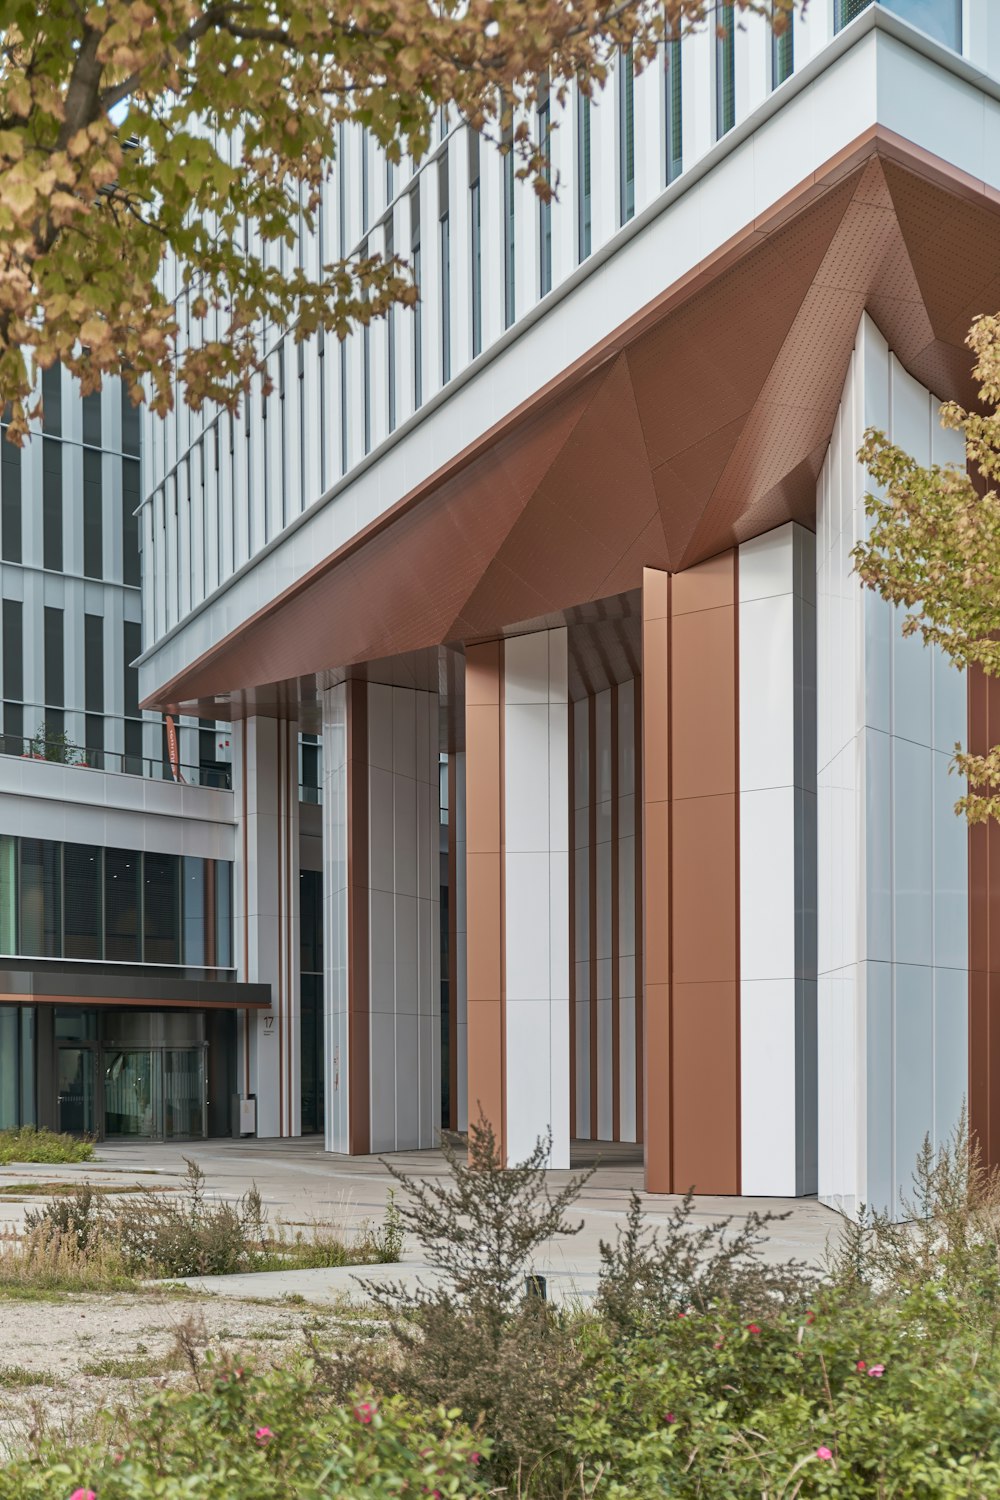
[0,1137,842,1305]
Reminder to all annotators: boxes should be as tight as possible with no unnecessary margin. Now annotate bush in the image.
[14,1160,405,1287]
[3,1355,490,1499]
[0,1127,94,1165]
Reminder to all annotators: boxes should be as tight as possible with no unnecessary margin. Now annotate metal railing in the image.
[1,732,232,789]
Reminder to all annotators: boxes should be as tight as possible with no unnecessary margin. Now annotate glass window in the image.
[42,365,61,436]
[2,702,23,756]
[82,390,102,448]
[124,718,143,778]
[105,847,140,962]
[84,614,104,713]
[469,131,482,358]
[215,860,233,968]
[577,88,592,261]
[439,152,451,384]
[665,39,683,184]
[771,3,793,86]
[385,219,396,434]
[502,119,515,328]
[42,438,63,571]
[144,851,180,964]
[1,434,21,563]
[83,449,103,579]
[411,187,422,409]
[123,620,141,720]
[835,0,870,28]
[122,458,141,587]
[0,834,16,953]
[0,1006,19,1129]
[716,3,735,138]
[619,49,635,224]
[538,87,552,297]
[44,606,63,710]
[64,843,103,960]
[85,713,104,768]
[2,599,23,703]
[182,855,206,967]
[121,384,141,456]
[20,838,61,957]
[300,868,323,974]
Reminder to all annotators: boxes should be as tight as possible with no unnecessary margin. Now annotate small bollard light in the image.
[525,1273,547,1302]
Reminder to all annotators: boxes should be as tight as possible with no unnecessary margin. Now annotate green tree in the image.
[853,314,1000,824]
[0,0,793,440]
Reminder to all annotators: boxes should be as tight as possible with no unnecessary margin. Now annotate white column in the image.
[503,628,571,1168]
[739,522,817,1196]
[572,695,592,1140]
[321,679,440,1155]
[816,313,968,1217]
[233,714,301,1138]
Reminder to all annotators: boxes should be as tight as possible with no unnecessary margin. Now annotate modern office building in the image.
[3,0,999,1213]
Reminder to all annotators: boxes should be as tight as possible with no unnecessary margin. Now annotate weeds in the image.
[0,1365,48,1388]
[0,1127,94,1165]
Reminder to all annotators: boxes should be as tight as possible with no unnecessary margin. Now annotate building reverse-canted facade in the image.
[4,1,1000,1207]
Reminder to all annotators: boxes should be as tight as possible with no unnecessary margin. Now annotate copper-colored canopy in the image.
[150,127,1000,716]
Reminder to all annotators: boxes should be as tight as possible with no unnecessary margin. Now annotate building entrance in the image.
[57,1043,207,1140]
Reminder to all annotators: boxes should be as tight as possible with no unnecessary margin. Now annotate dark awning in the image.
[0,963,271,1010]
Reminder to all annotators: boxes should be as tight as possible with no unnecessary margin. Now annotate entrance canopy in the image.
[0,963,270,1010]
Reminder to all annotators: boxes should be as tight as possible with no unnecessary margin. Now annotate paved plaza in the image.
[0,1138,842,1305]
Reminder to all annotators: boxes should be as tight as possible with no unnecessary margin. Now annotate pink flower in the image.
[856,1360,867,1371]
[470,1452,482,1464]
[868,1364,885,1378]
[354,1401,376,1425]
[815,1446,833,1462]
[665,1412,676,1425]
[747,1323,761,1336]
[255,1427,273,1445]
[68,1492,96,1500]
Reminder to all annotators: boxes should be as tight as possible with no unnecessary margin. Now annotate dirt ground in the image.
[0,1287,362,1458]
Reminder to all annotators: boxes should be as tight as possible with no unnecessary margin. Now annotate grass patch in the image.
[0,1364,48,1388]
[0,1182,176,1198]
[0,1127,94,1166]
[80,1352,182,1380]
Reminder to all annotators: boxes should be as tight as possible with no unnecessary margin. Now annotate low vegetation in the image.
[0,1127,94,1166]
[8,1116,1000,1496]
[0,1161,403,1291]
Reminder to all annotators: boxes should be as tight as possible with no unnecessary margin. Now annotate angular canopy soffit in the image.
[149,132,1000,714]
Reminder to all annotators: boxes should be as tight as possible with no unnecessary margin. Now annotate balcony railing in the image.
[0,732,232,790]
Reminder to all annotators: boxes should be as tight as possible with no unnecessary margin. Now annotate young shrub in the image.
[0,1127,94,1165]
[324,1115,592,1491]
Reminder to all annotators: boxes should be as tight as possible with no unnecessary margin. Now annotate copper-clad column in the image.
[642,556,741,1194]
[465,642,505,1157]
[642,568,672,1190]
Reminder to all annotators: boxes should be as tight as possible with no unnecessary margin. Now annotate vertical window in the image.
[123,620,141,720]
[716,2,735,138]
[771,3,793,85]
[385,219,396,433]
[361,128,370,232]
[2,703,22,756]
[538,85,552,297]
[122,458,140,586]
[120,383,141,456]
[577,88,592,261]
[64,844,102,960]
[386,155,394,205]
[42,438,62,571]
[1,435,21,563]
[43,606,63,711]
[2,600,23,705]
[468,130,482,358]
[41,366,61,436]
[438,152,451,384]
[834,0,871,26]
[124,719,143,777]
[81,390,102,448]
[618,49,635,224]
[84,614,103,714]
[502,117,515,328]
[83,448,103,579]
[361,238,372,455]
[665,38,683,184]
[20,839,61,957]
[339,341,349,473]
[411,187,423,409]
[144,851,180,964]
[105,847,140,961]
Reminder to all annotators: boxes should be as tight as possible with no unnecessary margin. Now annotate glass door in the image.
[103,1049,157,1137]
[57,1048,97,1136]
[162,1048,206,1139]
